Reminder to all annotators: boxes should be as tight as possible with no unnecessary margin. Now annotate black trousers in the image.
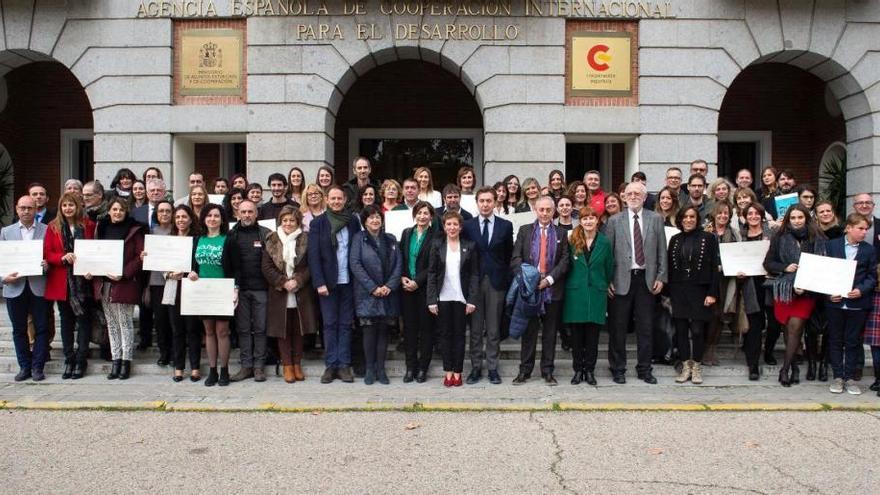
[138,299,152,348]
[362,320,389,372]
[437,301,467,373]
[608,271,655,375]
[171,300,202,371]
[150,286,173,361]
[402,288,433,372]
[743,311,765,367]
[520,300,561,375]
[57,298,92,365]
[570,323,600,372]
[674,318,706,362]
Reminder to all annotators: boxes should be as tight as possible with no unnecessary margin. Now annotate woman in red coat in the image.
[84,197,145,380]
[44,193,96,379]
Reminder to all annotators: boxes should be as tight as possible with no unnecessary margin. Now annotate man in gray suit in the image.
[605,182,668,384]
[1,196,50,381]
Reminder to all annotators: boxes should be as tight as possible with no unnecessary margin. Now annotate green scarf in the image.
[327,209,353,248]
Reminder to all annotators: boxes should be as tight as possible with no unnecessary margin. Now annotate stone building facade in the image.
[0,0,877,208]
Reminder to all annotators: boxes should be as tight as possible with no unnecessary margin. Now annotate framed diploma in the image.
[0,240,44,277]
[73,239,124,276]
[143,235,193,273]
[181,278,235,316]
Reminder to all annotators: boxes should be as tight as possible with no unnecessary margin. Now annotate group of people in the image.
[3,158,879,396]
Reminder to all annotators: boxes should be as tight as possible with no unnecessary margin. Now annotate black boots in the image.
[806,360,816,381]
[748,364,760,381]
[72,361,86,379]
[62,361,74,379]
[107,359,122,380]
[218,367,230,386]
[817,360,829,382]
[571,371,584,385]
[119,360,131,380]
[205,367,219,387]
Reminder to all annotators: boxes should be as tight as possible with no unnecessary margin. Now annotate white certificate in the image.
[0,240,44,277]
[500,211,536,241]
[459,194,478,216]
[142,235,192,273]
[73,239,124,276]
[719,240,769,276]
[257,219,277,231]
[794,252,857,297]
[181,278,235,316]
[664,227,680,248]
[208,194,225,205]
[384,209,414,241]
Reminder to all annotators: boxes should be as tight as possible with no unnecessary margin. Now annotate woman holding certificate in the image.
[740,203,774,380]
[262,206,317,383]
[668,206,720,384]
[143,200,175,368]
[763,204,826,387]
[44,193,97,379]
[349,205,403,385]
[189,204,234,387]
[88,198,145,380]
[165,205,203,382]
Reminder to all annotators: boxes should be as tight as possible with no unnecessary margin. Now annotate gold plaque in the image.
[570,32,632,97]
[179,28,243,96]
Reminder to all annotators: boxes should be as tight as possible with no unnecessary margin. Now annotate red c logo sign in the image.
[587,44,610,71]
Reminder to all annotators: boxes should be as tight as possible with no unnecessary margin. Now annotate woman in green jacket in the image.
[563,206,614,386]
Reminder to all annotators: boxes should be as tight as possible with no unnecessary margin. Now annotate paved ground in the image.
[1,372,879,412]
[2,409,878,493]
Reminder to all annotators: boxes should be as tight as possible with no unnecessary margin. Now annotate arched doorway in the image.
[334,60,483,187]
[0,55,93,225]
[717,63,846,190]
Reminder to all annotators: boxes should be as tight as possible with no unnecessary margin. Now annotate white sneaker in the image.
[845,380,862,395]
[829,378,844,394]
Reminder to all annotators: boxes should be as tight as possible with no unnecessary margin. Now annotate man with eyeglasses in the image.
[852,193,879,383]
[83,181,108,222]
[665,167,689,206]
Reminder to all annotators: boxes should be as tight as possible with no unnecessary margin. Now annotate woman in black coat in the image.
[668,205,720,385]
[400,201,436,383]
[427,211,480,387]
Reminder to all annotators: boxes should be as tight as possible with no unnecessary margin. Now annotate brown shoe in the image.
[293,364,305,381]
[254,367,267,382]
[338,367,355,383]
[283,365,296,383]
[229,367,254,382]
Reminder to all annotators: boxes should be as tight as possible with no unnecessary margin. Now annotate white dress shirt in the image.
[627,208,646,270]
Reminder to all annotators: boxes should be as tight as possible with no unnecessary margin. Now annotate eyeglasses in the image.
[666,176,681,181]
[855,201,874,206]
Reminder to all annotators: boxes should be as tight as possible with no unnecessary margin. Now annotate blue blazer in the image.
[462,215,513,291]
[826,235,876,310]
[307,212,361,292]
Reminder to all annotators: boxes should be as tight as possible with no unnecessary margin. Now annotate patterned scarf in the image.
[529,221,557,305]
[60,219,87,315]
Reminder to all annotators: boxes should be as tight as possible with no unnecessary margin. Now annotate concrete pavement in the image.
[2,409,878,493]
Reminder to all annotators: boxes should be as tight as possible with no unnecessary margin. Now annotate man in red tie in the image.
[510,196,570,386]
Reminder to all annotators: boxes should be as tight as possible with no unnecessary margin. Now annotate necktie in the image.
[538,226,548,273]
[481,218,489,246]
[633,214,645,266]
[148,206,154,229]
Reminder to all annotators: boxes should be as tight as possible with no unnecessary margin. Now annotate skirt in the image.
[864,291,880,346]
[773,295,816,325]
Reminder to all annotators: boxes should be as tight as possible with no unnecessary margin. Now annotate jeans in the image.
[6,283,50,371]
[235,290,268,368]
[318,283,353,368]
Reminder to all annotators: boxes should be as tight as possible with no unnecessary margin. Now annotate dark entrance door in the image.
[357,137,475,186]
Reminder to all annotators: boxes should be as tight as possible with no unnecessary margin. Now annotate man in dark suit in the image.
[826,213,877,395]
[851,192,880,381]
[511,196,570,385]
[433,184,473,231]
[131,178,167,352]
[462,186,513,384]
[27,183,56,225]
[605,181,668,384]
[308,185,361,384]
